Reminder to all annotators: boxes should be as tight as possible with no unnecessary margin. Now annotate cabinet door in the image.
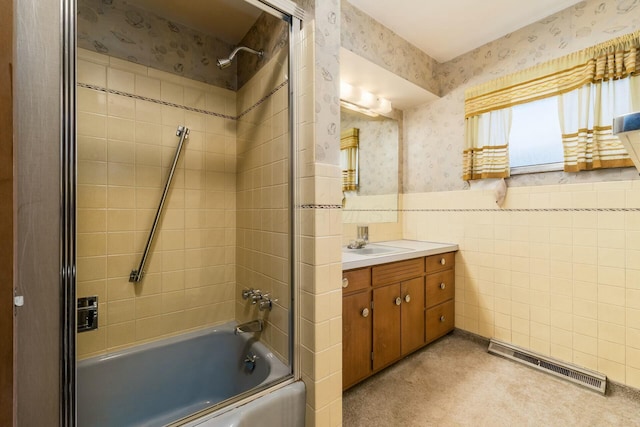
[343,290,372,389]
[373,284,401,370]
[401,277,425,355]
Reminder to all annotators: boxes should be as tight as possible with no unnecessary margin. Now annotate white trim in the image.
[510,162,564,175]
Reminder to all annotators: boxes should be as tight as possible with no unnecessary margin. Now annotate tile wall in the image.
[235,47,292,363]
[296,19,345,427]
[76,48,237,358]
[403,181,640,388]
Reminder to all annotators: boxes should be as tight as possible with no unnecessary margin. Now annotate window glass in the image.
[509,96,564,169]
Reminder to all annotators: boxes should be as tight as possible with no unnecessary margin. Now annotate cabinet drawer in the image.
[426,300,454,343]
[372,257,424,287]
[343,268,371,294]
[425,252,455,273]
[426,269,454,308]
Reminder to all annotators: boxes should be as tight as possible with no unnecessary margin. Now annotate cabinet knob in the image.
[404,294,411,303]
[342,278,349,288]
[395,297,402,306]
[440,258,446,265]
[440,282,446,290]
[361,308,369,318]
[439,315,446,322]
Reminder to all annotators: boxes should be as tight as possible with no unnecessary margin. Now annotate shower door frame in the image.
[60,0,304,425]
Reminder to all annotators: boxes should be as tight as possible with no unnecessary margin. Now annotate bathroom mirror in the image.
[341,107,399,223]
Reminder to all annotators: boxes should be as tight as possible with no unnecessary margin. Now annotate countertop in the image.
[342,239,459,270]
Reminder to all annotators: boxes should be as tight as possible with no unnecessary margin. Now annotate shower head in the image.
[216,46,264,69]
[216,58,233,69]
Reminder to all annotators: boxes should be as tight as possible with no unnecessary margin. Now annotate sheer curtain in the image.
[559,77,636,171]
[463,108,512,180]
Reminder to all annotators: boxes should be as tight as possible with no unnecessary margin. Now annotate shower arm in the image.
[129,125,190,283]
[228,46,264,61]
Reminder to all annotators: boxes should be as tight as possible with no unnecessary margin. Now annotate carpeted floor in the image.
[342,332,640,426]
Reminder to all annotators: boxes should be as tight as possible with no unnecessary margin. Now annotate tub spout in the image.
[235,319,264,335]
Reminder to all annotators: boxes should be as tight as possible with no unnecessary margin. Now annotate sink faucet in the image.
[347,225,369,249]
[357,225,369,245]
[235,319,264,335]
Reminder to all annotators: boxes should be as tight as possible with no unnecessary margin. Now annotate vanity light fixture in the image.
[340,81,392,116]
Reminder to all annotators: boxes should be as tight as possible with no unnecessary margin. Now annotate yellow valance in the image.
[465,30,640,118]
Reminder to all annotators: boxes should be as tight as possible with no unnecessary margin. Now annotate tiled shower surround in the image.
[76,47,289,359]
[235,48,291,363]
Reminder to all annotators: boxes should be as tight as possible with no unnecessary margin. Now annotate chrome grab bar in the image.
[129,125,190,282]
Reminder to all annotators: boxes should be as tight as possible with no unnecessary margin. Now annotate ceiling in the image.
[130,0,262,44]
[131,0,583,61]
[127,0,584,109]
[347,0,583,62]
[340,48,438,110]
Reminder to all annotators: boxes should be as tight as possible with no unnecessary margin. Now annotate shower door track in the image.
[129,125,190,283]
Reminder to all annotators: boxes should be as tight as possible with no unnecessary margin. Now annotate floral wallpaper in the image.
[237,12,288,89]
[340,0,439,97]
[404,0,640,193]
[291,0,343,167]
[341,109,399,196]
[78,0,238,90]
[311,0,342,166]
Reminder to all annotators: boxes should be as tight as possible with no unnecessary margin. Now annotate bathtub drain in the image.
[244,352,258,373]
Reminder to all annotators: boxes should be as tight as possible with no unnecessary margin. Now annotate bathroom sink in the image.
[343,244,410,256]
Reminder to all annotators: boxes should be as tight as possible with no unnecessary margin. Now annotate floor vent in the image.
[488,339,607,394]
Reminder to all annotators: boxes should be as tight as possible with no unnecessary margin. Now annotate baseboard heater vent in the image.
[488,339,607,394]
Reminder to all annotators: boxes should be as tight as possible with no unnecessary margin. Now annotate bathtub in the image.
[77,322,303,427]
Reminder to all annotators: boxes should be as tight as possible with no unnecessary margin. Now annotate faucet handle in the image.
[250,290,263,304]
[258,295,278,311]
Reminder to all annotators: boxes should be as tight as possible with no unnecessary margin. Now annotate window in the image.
[463,30,639,181]
[508,96,564,174]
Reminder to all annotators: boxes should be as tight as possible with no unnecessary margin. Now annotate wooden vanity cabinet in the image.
[425,252,456,343]
[342,268,373,389]
[342,252,455,390]
[372,276,425,370]
[401,277,427,354]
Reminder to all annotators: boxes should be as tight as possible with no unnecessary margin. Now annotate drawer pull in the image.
[440,282,446,290]
[439,315,446,322]
[342,278,349,288]
[440,258,446,266]
[404,294,411,303]
[395,297,402,306]
[361,308,369,318]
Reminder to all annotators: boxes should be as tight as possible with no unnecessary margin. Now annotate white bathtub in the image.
[77,322,304,426]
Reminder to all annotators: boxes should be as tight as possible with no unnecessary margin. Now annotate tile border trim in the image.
[298,204,343,209]
[77,79,288,121]
[343,207,640,212]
